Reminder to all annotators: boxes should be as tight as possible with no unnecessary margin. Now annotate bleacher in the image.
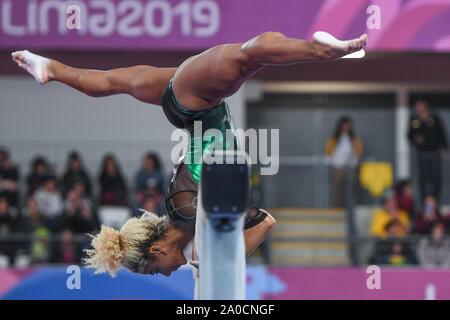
[269,208,349,266]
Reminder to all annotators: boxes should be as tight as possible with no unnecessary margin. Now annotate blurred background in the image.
[1,0,450,299]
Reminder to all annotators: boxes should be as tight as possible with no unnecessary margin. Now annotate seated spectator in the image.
[414,196,445,234]
[417,222,450,267]
[26,156,50,196]
[45,229,81,264]
[30,227,52,264]
[0,148,20,207]
[61,230,80,263]
[0,195,19,264]
[21,196,50,231]
[34,175,64,230]
[136,177,165,210]
[370,220,416,265]
[62,151,92,197]
[19,196,53,264]
[141,194,165,217]
[50,229,79,264]
[370,194,411,237]
[63,182,96,234]
[135,152,164,195]
[376,240,415,266]
[99,155,128,206]
[394,179,415,217]
[0,149,6,164]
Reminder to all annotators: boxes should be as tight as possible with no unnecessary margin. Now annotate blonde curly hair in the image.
[83,210,167,277]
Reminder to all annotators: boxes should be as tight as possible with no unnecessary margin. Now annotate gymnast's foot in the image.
[311,31,368,61]
[11,50,52,84]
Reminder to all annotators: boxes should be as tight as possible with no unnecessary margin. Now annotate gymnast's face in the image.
[146,241,187,277]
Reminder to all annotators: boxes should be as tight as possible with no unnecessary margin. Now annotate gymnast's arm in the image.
[243,208,276,257]
[11,50,176,106]
[190,208,275,266]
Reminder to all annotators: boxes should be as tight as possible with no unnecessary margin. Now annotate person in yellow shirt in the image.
[370,196,411,237]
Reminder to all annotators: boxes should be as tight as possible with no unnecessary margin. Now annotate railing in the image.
[2,140,449,208]
[2,142,450,270]
[267,234,450,267]
[1,233,449,268]
[259,155,450,208]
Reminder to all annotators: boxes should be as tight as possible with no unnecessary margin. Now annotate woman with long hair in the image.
[326,116,363,207]
[99,155,128,207]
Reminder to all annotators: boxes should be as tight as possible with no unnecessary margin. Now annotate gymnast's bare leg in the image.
[12,31,367,109]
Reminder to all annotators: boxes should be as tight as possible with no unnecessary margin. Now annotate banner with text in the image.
[0,0,450,51]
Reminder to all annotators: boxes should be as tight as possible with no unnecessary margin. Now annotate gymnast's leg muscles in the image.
[241,31,368,65]
[171,31,367,110]
[12,50,176,106]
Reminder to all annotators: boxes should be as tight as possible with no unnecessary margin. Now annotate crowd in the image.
[326,100,448,207]
[0,148,167,267]
[0,98,448,268]
[367,99,450,267]
[326,99,450,268]
[368,180,450,267]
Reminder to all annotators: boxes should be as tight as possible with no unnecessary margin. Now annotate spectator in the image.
[417,222,450,267]
[370,195,411,237]
[60,230,78,263]
[136,177,165,211]
[135,152,164,195]
[62,151,92,197]
[99,155,128,206]
[250,165,263,207]
[20,197,53,264]
[63,182,96,233]
[414,196,446,234]
[49,229,79,264]
[408,99,449,202]
[134,154,166,214]
[26,156,50,196]
[34,175,64,230]
[370,220,416,265]
[141,194,164,217]
[326,116,362,207]
[0,196,19,264]
[21,196,51,232]
[394,179,415,218]
[30,227,52,264]
[0,149,6,164]
[0,195,19,232]
[0,148,20,207]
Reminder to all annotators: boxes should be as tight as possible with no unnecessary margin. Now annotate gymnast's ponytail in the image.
[84,210,168,277]
[84,225,123,277]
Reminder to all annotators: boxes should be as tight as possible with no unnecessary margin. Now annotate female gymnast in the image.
[12,31,367,277]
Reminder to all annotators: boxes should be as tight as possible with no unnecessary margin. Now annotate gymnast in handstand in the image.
[12,31,367,277]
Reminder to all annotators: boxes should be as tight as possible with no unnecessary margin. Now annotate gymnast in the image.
[12,31,367,277]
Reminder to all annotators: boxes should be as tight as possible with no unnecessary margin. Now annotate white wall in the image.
[0,76,246,181]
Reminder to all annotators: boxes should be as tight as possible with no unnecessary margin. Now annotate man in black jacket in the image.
[408,99,449,202]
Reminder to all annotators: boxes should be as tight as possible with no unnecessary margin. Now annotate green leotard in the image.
[160,79,267,228]
[160,79,238,224]
[161,79,238,184]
